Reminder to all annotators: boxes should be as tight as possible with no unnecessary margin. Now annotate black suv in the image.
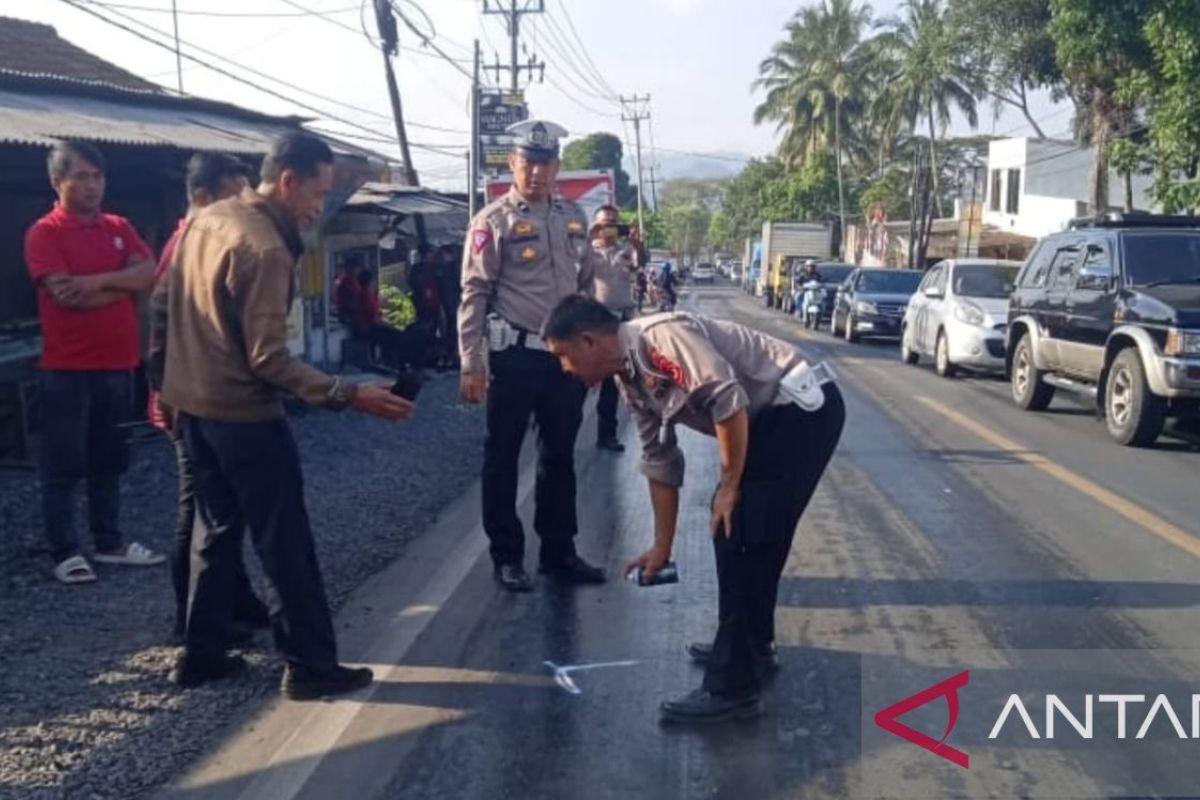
[1007,213,1200,446]
[831,268,923,342]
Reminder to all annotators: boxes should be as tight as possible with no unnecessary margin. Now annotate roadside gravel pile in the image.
[0,373,484,799]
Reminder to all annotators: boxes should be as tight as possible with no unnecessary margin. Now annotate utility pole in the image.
[170,0,183,93]
[620,95,651,231]
[482,0,545,92]
[469,39,481,220]
[647,163,661,211]
[373,0,417,186]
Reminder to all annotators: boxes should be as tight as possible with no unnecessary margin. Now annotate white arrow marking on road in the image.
[543,660,640,695]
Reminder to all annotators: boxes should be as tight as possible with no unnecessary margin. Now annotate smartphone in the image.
[390,370,423,401]
[627,562,679,587]
[614,223,631,237]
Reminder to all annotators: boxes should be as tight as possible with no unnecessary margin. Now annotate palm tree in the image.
[874,0,981,216]
[753,0,874,233]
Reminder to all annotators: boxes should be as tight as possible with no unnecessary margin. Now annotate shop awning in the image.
[345,182,469,215]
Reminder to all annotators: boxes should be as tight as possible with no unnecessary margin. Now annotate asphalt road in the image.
[164,283,1200,800]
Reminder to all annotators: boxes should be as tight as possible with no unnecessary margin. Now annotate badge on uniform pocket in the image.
[567,220,585,234]
[520,246,538,262]
[514,221,534,236]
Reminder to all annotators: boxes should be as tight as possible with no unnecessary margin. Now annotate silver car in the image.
[901,259,1022,376]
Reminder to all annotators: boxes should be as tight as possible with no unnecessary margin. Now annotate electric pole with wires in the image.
[620,94,650,232]
[373,0,418,185]
[482,0,545,92]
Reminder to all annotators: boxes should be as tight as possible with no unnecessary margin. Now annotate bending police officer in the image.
[458,120,606,593]
[543,296,845,723]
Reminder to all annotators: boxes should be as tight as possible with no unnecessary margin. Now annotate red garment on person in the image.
[24,203,152,370]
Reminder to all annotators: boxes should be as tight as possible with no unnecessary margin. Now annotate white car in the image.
[692,263,715,283]
[900,258,1022,376]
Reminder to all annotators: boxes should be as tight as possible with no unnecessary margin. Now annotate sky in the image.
[3,0,1062,190]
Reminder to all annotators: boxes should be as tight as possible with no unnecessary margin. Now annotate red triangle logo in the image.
[874,670,970,769]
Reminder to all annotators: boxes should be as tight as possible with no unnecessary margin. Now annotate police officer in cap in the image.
[542,296,845,723]
[459,120,607,592]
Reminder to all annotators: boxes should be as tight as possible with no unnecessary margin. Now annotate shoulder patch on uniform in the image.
[471,228,493,255]
[647,345,687,387]
[513,221,534,236]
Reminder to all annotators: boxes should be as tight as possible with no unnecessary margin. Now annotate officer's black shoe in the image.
[539,555,607,584]
[687,641,781,672]
[494,563,534,593]
[282,664,374,701]
[597,437,626,453]
[660,689,764,724]
[171,653,248,689]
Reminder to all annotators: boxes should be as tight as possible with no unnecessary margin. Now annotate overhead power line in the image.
[67,0,470,135]
[528,18,617,107]
[77,0,360,16]
[55,0,460,154]
[543,3,617,101]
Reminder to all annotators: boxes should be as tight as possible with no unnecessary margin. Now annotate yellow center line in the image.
[915,395,1200,560]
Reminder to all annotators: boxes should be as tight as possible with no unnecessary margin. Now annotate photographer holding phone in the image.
[589,204,646,453]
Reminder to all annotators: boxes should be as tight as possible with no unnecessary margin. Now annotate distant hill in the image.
[623,150,753,182]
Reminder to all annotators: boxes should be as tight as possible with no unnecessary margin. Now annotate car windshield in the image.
[818,266,854,285]
[1122,233,1200,286]
[952,264,1019,299]
[857,270,922,293]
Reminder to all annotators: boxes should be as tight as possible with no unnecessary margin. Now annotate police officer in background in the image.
[458,120,607,593]
[589,204,646,453]
[543,296,845,723]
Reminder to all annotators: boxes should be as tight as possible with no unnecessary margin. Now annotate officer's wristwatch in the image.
[326,377,358,411]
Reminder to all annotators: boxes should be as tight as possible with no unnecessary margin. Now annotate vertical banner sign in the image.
[478,90,529,174]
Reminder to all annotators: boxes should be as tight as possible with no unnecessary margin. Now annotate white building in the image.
[982,137,1155,240]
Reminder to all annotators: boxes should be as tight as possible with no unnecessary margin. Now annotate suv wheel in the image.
[844,313,859,343]
[1105,348,1166,447]
[935,331,957,378]
[900,326,919,365]
[831,311,842,337]
[1011,334,1054,410]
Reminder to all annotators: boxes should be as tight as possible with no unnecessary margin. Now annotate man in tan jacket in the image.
[158,133,413,699]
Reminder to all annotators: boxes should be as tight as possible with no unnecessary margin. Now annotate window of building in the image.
[1005,168,1021,214]
[990,169,1002,212]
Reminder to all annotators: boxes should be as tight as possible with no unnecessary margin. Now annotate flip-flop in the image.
[53,555,97,585]
[92,541,166,566]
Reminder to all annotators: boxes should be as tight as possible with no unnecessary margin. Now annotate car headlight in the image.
[954,301,986,327]
[855,300,877,315]
[1164,328,1200,356]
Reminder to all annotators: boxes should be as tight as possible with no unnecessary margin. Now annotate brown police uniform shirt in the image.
[592,241,643,315]
[458,188,597,372]
[616,312,804,488]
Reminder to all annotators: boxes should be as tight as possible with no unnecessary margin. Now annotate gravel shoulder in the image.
[0,372,484,799]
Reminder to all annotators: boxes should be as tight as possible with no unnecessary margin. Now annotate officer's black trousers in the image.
[702,385,845,699]
[181,415,339,673]
[483,346,587,567]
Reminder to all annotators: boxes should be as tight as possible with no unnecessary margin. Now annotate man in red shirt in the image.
[24,140,165,584]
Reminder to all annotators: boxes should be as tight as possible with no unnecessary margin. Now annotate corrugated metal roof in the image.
[0,89,285,151]
[346,182,469,215]
[0,88,365,156]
